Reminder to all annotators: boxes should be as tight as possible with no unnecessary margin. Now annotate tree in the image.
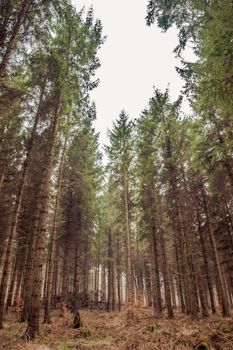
[106,111,135,305]
[146,0,233,188]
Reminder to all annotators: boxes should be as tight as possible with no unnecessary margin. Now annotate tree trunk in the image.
[6,253,17,310]
[51,244,59,309]
[150,219,162,315]
[123,168,134,304]
[107,228,113,312]
[158,225,173,318]
[197,266,209,318]
[196,206,216,314]
[135,236,143,307]
[165,136,197,318]
[144,261,152,307]
[44,137,67,324]
[116,239,121,311]
[73,217,81,328]
[174,233,185,313]
[24,96,61,339]
[61,231,70,311]
[0,82,45,329]
[0,0,32,79]
[20,217,37,322]
[201,182,230,317]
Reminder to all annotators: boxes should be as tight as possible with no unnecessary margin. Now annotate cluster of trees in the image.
[105,92,232,320]
[100,0,233,320]
[0,0,103,338]
[0,0,232,342]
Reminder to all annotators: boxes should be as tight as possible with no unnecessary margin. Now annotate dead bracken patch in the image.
[0,309,233,350]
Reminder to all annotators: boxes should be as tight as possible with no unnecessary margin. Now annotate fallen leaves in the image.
[0,308,233,350]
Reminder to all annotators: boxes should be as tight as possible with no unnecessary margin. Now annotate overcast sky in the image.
[72,0,191,148]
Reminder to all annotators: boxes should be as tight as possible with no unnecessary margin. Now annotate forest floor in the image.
[1,307,233,350]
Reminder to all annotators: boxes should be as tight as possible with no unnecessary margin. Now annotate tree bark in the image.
[196,205,216,314]
[107,228,113,312]
[116,239,121,311]
[150,219,162,315]
[123,168,134,304]
[0,0,33,79]
[73,215,81,328]
[44,137,67,323]
[158,224,174,318]
[0,82,45,329]
[24,95,61,339]
[200,182,230,317]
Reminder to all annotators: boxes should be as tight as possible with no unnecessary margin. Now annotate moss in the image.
[174,336,192,347]
[146,323,161,332]
[58,343,74,350]
[79,327,91,338]
[218,322,233,334]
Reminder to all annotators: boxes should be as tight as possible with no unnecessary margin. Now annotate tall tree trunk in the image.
[11,207,29,309]
[116,239,121,311]
[107,228,113,312]
[0,172,5,192]
[165,136,197,318]
[51,244,59,309]
[13,244,26,309]
[44,137,67,324]
[24,95,61,339]
[101,265,106,302]
[174,232,185,313]
[5,253,17,310]
[197,265,209,318]
[196,206,216,314]
[158,225,173,318]
[0,0,32,79]
[124,168,134,305]
[82,236,90,303]
[135,235,143,307]
[144,261,152,307]
[61,225,71,311]
[200,182,230,317]
[0,82,45,329]
[73,219,81,328]
[150,219,162,315]
[169,269,177,309]
[20,216,37,322]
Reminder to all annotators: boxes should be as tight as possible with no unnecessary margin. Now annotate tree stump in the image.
[73,310,81,328]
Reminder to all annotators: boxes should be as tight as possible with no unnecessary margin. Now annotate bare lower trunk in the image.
[159,226,173,318]
[116,239,121,311]
[124,169,134,304]
[0,172,5,192]
[73,220,81,328]
[21,221,37,323]
[201,183,230,317]
[197,267,209,318]
[151,220,162,315]
[44,138,67,324]
[174,234,185,312]
[0,83,45,329]
[196,207,216,314]
[107,228,113,312]
[144,261,152,307]
[24,98,61,339]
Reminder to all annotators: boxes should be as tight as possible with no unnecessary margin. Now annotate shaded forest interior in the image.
[0,0,233,349]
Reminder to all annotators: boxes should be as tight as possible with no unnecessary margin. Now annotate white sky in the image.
[72,0,192,148]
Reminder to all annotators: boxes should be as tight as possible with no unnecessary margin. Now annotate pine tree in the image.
[106,111,135,305]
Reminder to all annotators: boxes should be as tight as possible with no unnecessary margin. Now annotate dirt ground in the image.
[0,308,233,350]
